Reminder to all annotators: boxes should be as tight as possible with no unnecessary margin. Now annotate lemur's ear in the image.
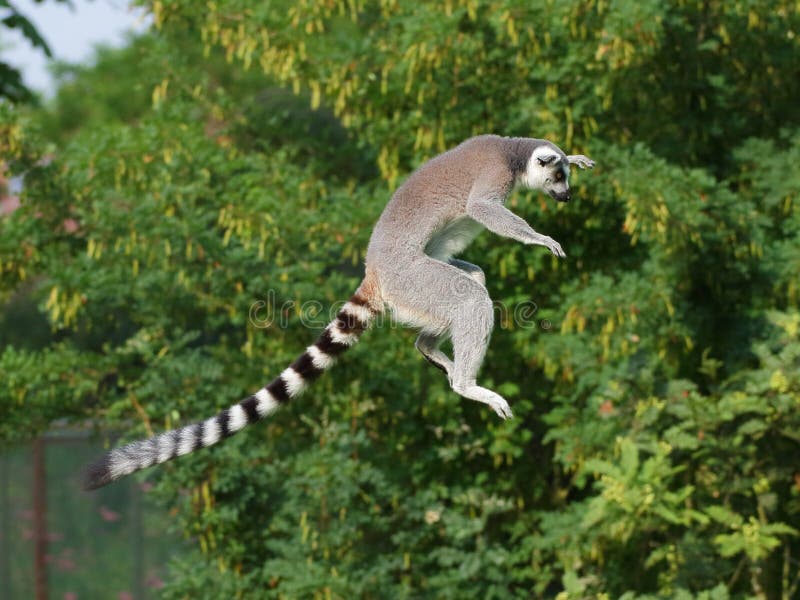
[567,155,596,169]
[537,154,558,167]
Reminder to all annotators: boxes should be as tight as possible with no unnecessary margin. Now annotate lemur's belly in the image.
[424,216,484,261]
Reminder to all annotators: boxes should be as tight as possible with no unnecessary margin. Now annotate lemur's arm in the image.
[466,181,566,258]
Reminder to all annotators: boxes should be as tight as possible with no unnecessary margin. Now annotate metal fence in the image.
[0,430,183,600]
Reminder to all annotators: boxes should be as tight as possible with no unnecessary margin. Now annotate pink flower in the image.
[0,195,20,216]
[99,506,121,522]
[55,556,77,572]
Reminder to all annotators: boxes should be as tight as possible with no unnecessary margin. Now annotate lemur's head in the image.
[521,142,595,202]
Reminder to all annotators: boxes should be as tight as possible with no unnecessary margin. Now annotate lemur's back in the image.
[366,135,515,260]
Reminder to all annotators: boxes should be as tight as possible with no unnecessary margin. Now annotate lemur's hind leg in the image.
[415,332,453,379]
[448,288,513,420]
[447,258,486,286]
[414,258,485,380]
[382,256,510,419]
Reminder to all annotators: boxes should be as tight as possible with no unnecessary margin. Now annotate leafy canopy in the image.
[2,0,800,597]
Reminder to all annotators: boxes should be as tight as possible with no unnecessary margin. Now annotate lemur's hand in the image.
[542,236,566,258]
[567,155,596,170]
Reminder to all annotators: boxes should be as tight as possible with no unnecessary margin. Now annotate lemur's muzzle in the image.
[549,190,571,203]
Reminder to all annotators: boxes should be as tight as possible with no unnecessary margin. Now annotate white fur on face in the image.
[522,146,558,190]
[521,146,570,193]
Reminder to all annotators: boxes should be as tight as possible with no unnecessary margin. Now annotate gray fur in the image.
[365,134,595,419]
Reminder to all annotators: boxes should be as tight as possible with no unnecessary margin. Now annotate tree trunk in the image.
[32,437,48,600]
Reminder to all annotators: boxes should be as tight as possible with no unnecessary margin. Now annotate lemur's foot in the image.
[543,236,566,258]
[454,384,514,419]
[486,394,514,420]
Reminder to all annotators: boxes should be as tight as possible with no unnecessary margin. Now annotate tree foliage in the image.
[2,0,800,597]
[0,0,76,102]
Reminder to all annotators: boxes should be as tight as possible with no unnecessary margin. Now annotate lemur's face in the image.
[522,146,571,202]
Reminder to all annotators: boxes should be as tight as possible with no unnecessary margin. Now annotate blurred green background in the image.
[1,1,799,598]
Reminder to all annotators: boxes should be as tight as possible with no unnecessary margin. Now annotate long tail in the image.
[82,289,380,490]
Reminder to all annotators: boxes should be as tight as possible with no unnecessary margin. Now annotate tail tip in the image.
[82,455,113,491]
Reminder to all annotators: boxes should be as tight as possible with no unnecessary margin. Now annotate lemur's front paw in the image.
[567,155,596,169]
[544,237,566,258]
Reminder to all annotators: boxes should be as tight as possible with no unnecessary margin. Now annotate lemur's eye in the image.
[555,172,563,181]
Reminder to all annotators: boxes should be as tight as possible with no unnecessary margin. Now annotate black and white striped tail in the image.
[82,293,378,490]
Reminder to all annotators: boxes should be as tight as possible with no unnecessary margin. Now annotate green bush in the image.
[2,1,799,597]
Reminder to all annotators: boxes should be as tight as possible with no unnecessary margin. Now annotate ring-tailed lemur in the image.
[83,134,594,489]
